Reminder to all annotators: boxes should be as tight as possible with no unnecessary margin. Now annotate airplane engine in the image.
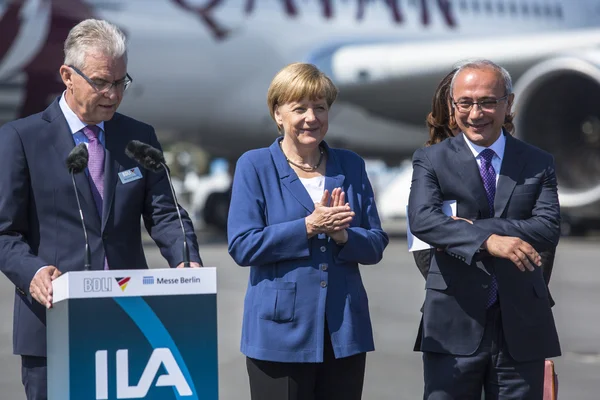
[513,53,600,234]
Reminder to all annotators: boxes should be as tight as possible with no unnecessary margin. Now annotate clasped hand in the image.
[306,188,354,244]
[483,234,541,272]
[449,216,542,272]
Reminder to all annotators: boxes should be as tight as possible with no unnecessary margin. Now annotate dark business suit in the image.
[413,247,556,307]
[0,99,201,399]
[408,132,560,399]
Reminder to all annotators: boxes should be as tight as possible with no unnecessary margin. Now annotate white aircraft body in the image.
[1,0,599,230]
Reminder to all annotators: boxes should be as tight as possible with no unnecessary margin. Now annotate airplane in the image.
[1,0,599,233]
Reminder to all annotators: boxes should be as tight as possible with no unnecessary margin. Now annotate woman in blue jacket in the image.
[227,62,389,400]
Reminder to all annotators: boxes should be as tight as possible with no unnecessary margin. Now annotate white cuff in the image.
[34,265,49,277]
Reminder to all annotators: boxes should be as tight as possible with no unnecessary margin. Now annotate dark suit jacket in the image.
[0,99,201,357]
[408,133,561,362]
[413,247,556,307]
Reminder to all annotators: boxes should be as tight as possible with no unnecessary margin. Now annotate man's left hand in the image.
[176,262,202,268]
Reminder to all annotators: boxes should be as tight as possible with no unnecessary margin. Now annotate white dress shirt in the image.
[59,92,105,145]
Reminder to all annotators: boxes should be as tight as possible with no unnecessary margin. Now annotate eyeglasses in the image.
[69,65,132,93]
[452,94,509,113]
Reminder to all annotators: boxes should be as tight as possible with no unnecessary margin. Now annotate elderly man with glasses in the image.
[408,59,561,399]
[0,19,202,400]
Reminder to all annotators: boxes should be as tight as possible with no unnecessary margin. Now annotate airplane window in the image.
[459,0,469,11]
[484,1,493,13]
[497,1,505,14]
[555,4,563,19]
[357,70,370,82]
[543,4,552,17]
[508,2,517,15]
[472,0,480,13]
[532,3,541,16]
[522,3,529,15]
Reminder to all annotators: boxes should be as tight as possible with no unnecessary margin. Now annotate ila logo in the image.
[95,348,193,399]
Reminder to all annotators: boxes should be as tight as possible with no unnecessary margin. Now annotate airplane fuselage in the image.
[1,0,600,162]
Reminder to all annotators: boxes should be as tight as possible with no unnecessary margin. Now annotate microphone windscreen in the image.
[125,140,165,172]
[66,143,89,174]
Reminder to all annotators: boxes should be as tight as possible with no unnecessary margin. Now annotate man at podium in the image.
[0,19,202,400]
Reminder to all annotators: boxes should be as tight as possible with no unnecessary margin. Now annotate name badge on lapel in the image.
[118,167,143,184]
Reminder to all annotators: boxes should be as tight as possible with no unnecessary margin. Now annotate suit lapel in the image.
[101,118,121,232]
[45,100,101,227]
[494,134,526,217]
[452,135,490,217]
[270,138,316,213]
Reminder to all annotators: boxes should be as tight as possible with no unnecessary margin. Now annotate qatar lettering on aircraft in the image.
[0,0,455,119]
[171,0,456,40]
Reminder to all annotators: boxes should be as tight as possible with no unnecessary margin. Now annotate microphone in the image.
[65,143,92,271]
[125,140,191,267]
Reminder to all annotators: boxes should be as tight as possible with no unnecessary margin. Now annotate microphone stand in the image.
[70,171,91,270]
[160,162,190,268]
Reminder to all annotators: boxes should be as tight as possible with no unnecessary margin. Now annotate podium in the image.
[47,268,218,400]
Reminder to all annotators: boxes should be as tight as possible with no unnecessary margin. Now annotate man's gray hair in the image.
[64,19,127,69]
[450,59,513,98]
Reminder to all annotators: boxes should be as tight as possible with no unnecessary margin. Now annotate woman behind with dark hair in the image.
[413,69,460,279]
[424,68,459,147]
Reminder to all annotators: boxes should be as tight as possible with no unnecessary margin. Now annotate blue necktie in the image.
[479,149,498,307]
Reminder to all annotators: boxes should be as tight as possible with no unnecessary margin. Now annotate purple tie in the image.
[82,125,104,199]
[82,125,109,270]
[478,148,498,307]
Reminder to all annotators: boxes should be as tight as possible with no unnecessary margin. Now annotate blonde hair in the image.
[267,63,338,132]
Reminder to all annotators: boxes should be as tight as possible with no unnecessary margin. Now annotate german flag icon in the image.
[116,277,131,292]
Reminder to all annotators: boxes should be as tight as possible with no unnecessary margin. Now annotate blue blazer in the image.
[228,138,388,363]
[408,133,561,362]
[0,99,201,357]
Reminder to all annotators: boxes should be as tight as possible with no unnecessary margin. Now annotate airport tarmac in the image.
[1,234,599,399]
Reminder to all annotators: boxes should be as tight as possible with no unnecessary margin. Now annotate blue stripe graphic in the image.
[113,297,198,399]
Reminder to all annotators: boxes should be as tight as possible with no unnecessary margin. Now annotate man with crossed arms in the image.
[408,59,560,399]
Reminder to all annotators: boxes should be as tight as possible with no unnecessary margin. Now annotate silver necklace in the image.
[279,141,324,172]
